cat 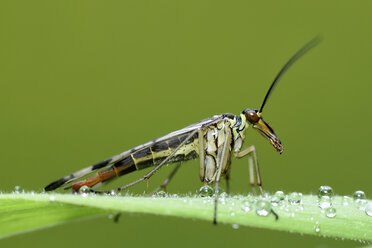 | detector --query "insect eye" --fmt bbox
[245,110,259,124]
